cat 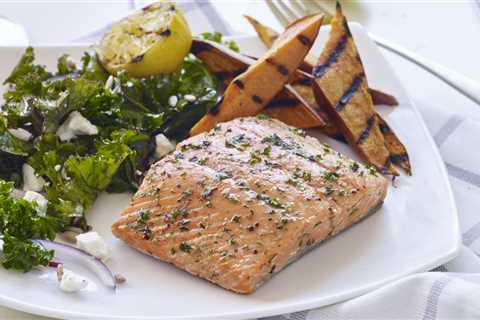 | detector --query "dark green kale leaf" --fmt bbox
[3,47,52,103]
[57,54,77,75]
[160,56,219,140]
[0,180,57,272]
[79,49,109,83]
[1,235,54,272]
[105,129,152,193]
